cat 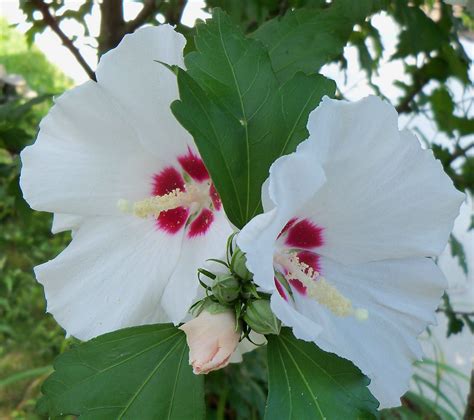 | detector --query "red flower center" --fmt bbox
[152,147,221,237]
[274,218,324,300]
